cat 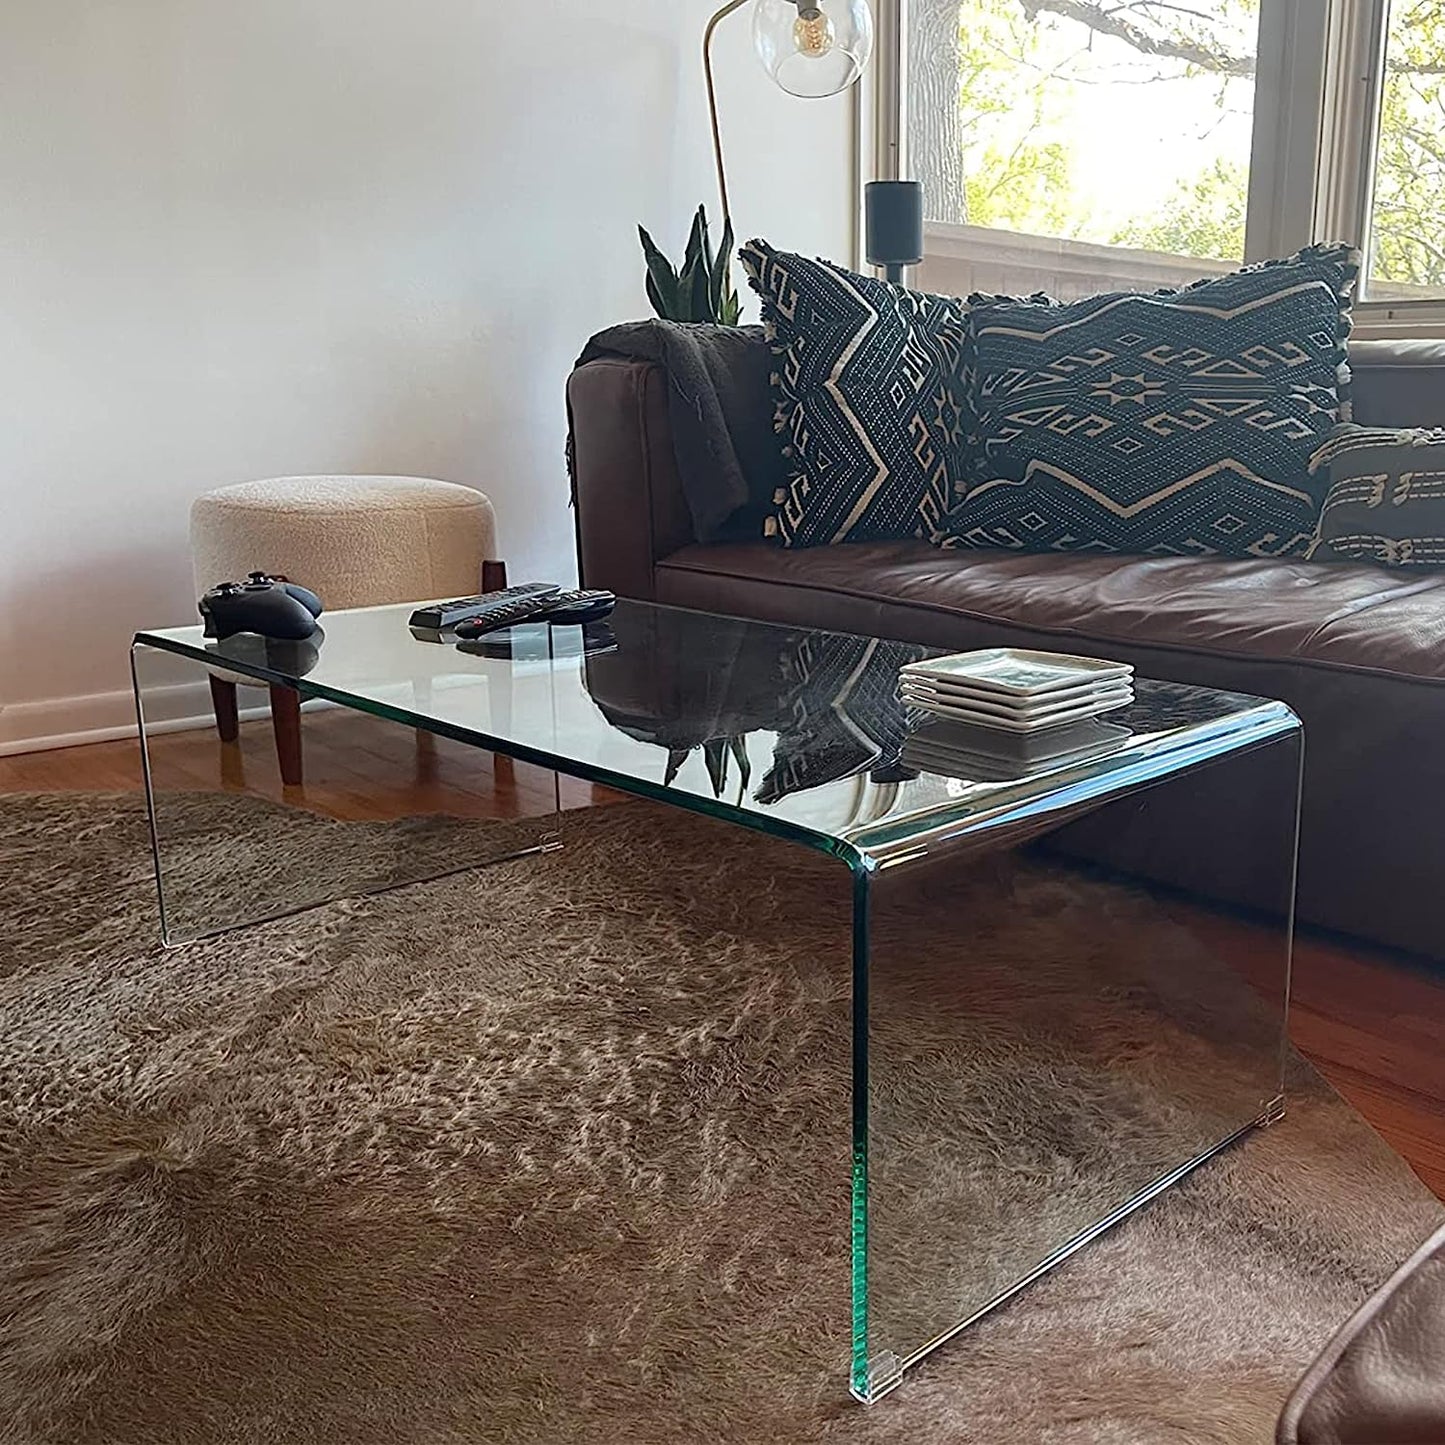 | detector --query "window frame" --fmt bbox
[873,0,1445,337]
